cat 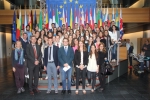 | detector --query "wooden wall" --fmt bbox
[119,47,127,60]
[0,8,149,24]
